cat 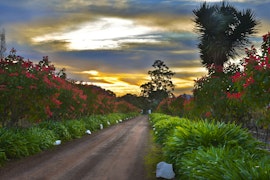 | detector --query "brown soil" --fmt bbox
[0,115,151,180]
